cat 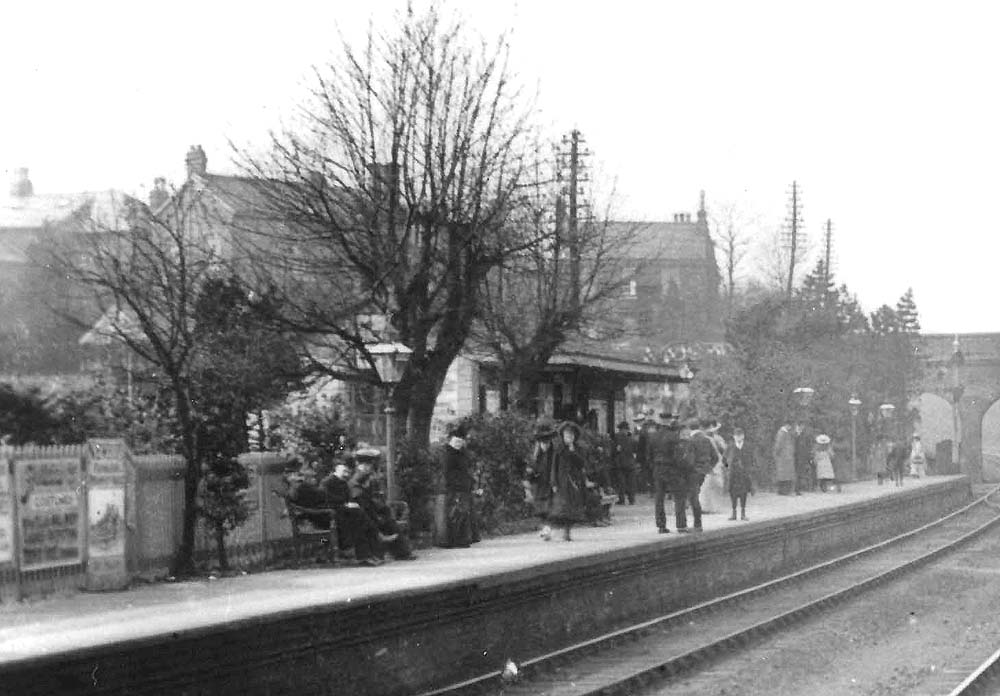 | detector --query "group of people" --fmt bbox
[520,412,756,538]
[773,419,929,494]
[287,446,415,566]
[639,414,755,532]
[523,420,613,542]
[772,422,843,495]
